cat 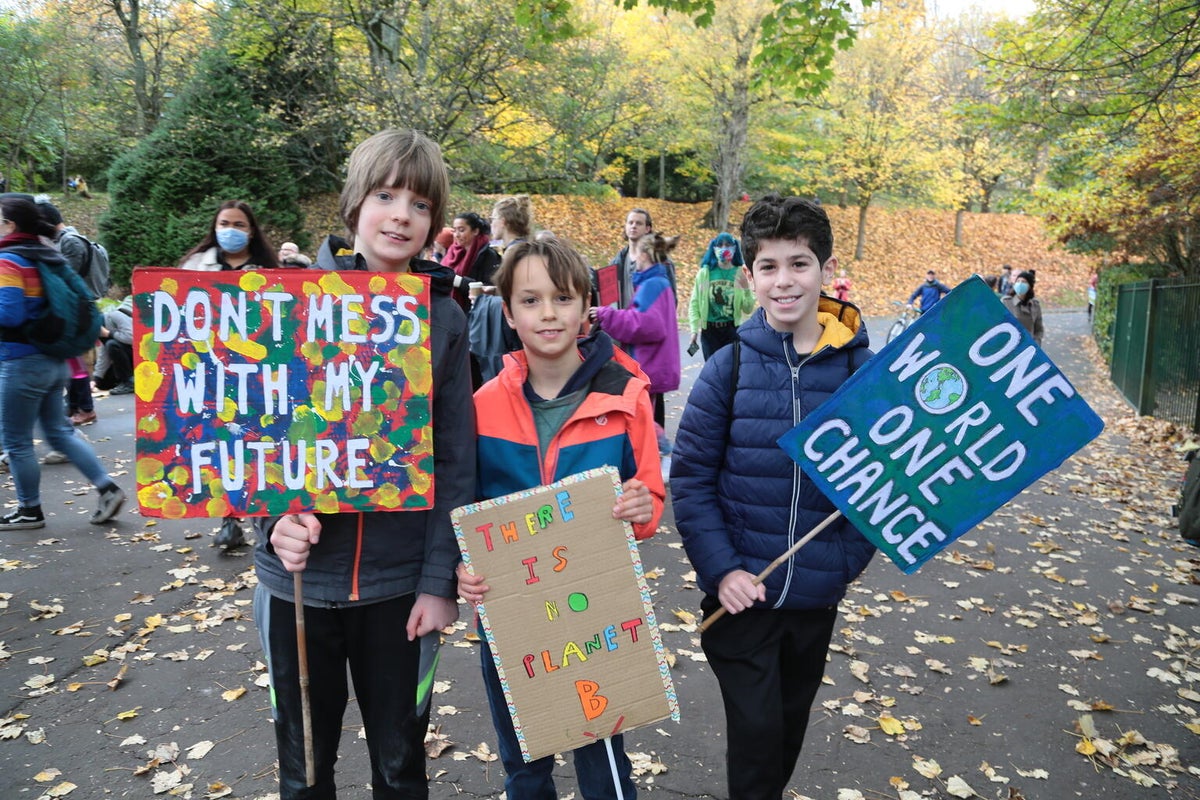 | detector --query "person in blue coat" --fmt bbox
[671,194,876,800]
[907,269,951,313]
